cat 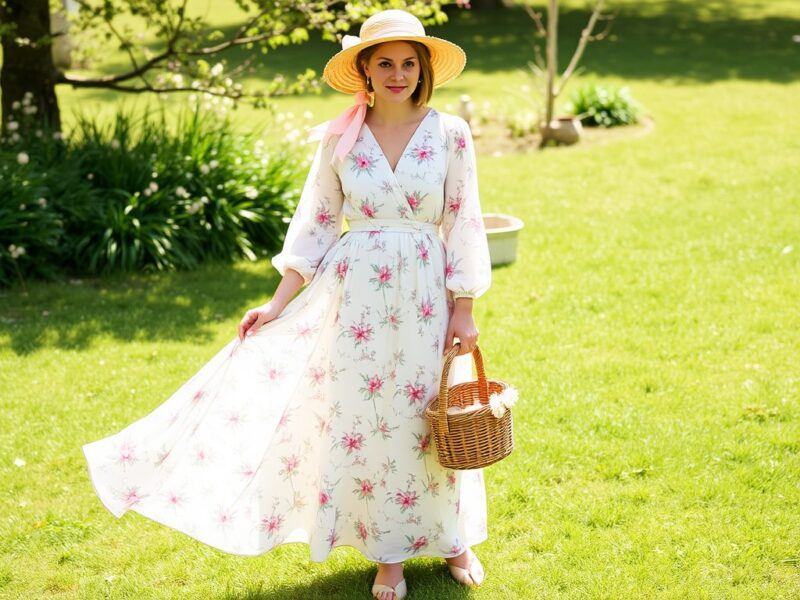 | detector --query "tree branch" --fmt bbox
[555,0,608,97]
